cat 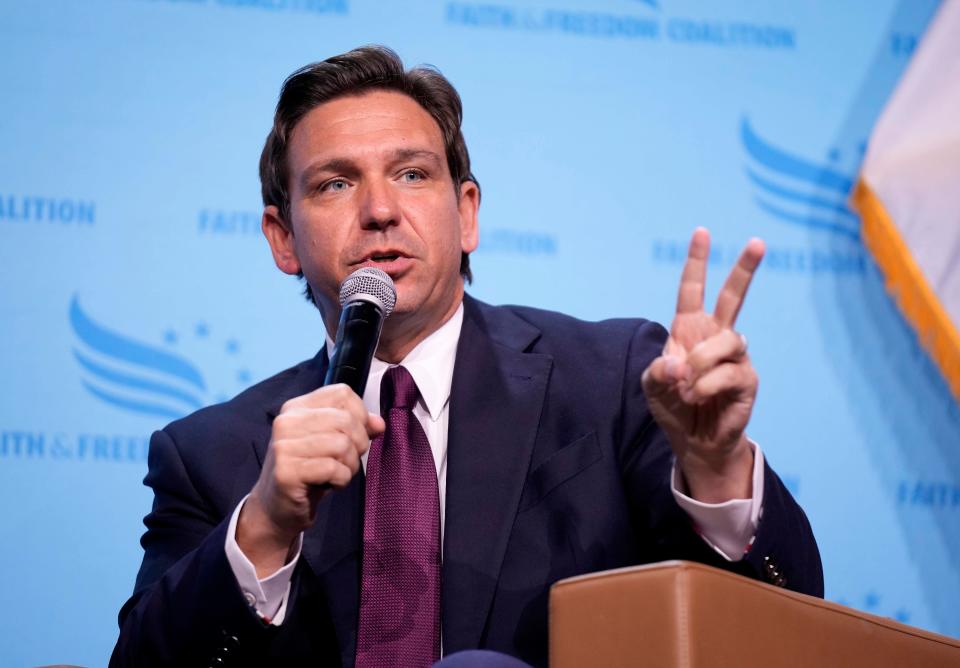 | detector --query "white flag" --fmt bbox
[854,0,960,401]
